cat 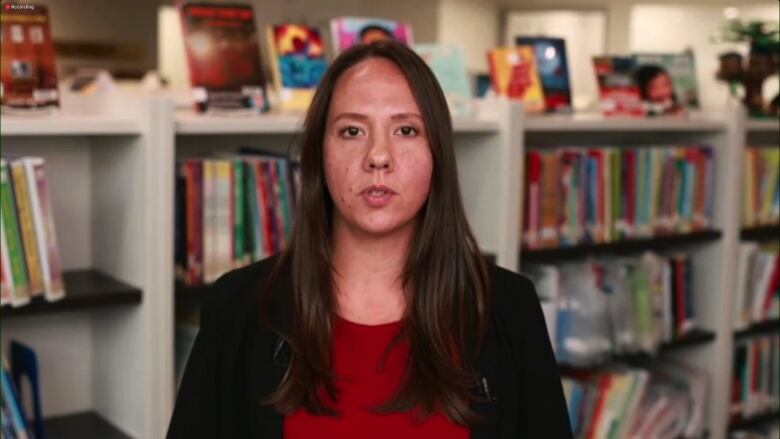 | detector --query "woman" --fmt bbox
[168,41,571,438]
